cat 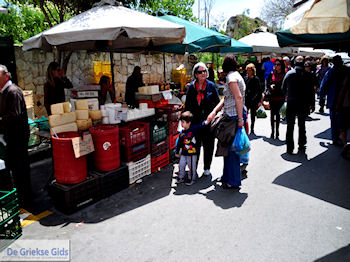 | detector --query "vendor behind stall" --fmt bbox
[98,75,115,105]
[44,62,73,115]
[125,66,144,108]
